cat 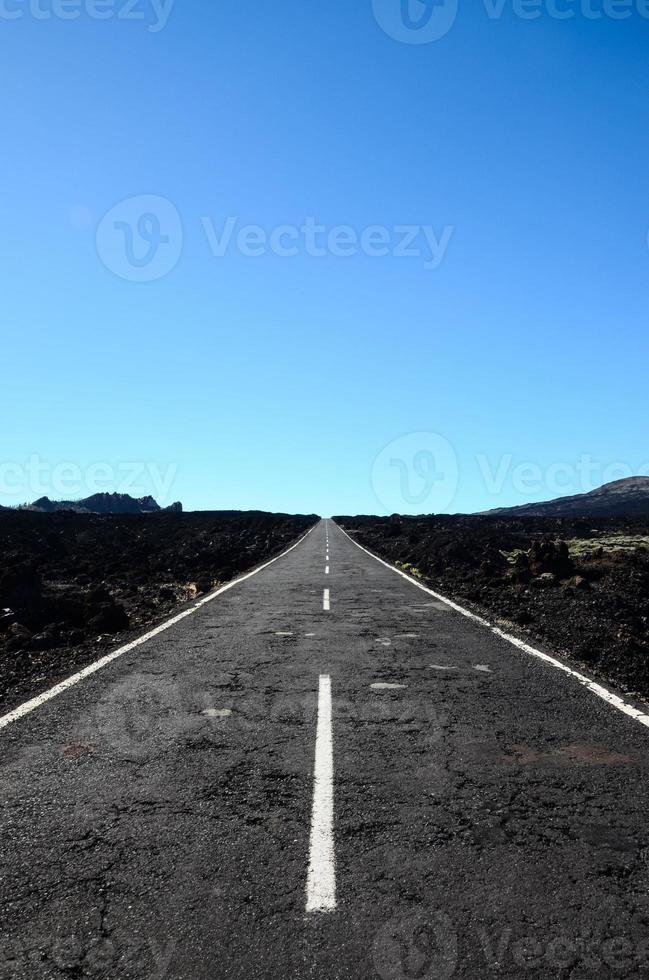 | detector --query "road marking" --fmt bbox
[0,524,319,734]
[335,523,649,733]
[202,708,232,719]
[371,682,406,690]
[323,589,330,611]
[306,674,336,913]
[325,565,329,575]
